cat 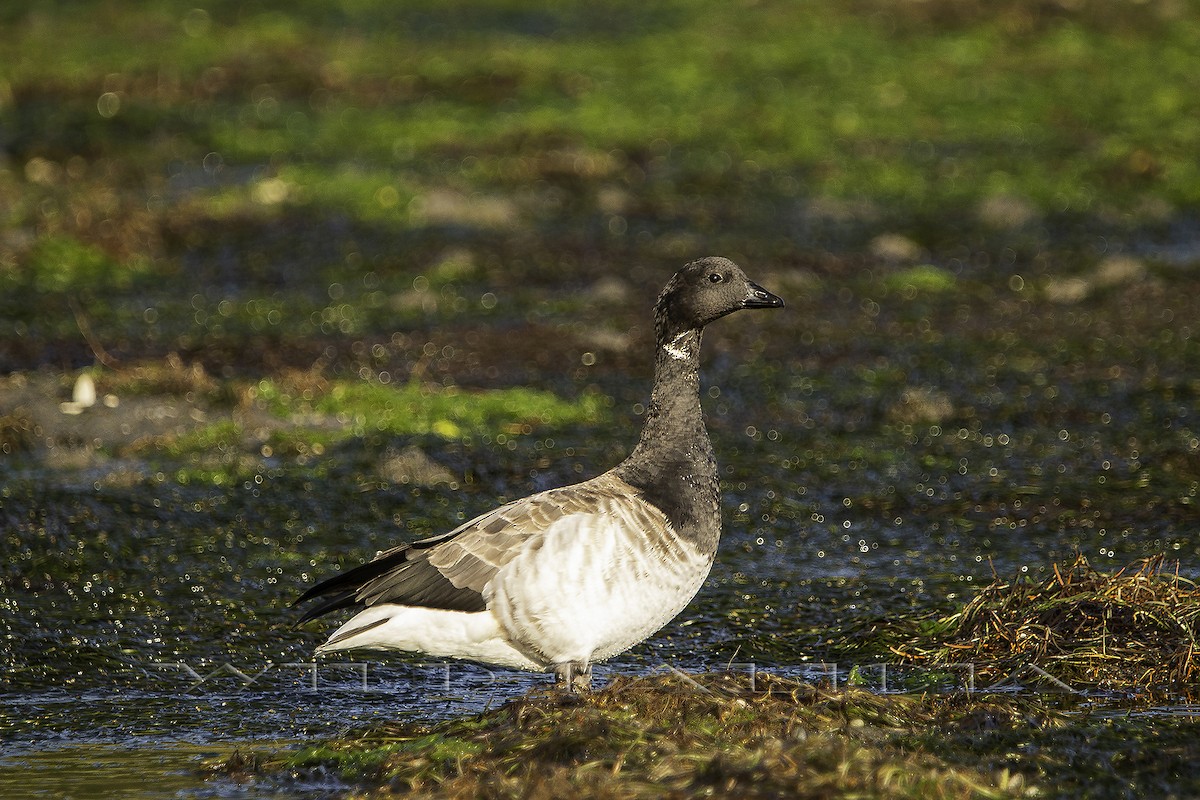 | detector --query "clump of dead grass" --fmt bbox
[0,405,39,454]
[226,672,1044,799]
[897,554,1200,690]
[97,352,220,399]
